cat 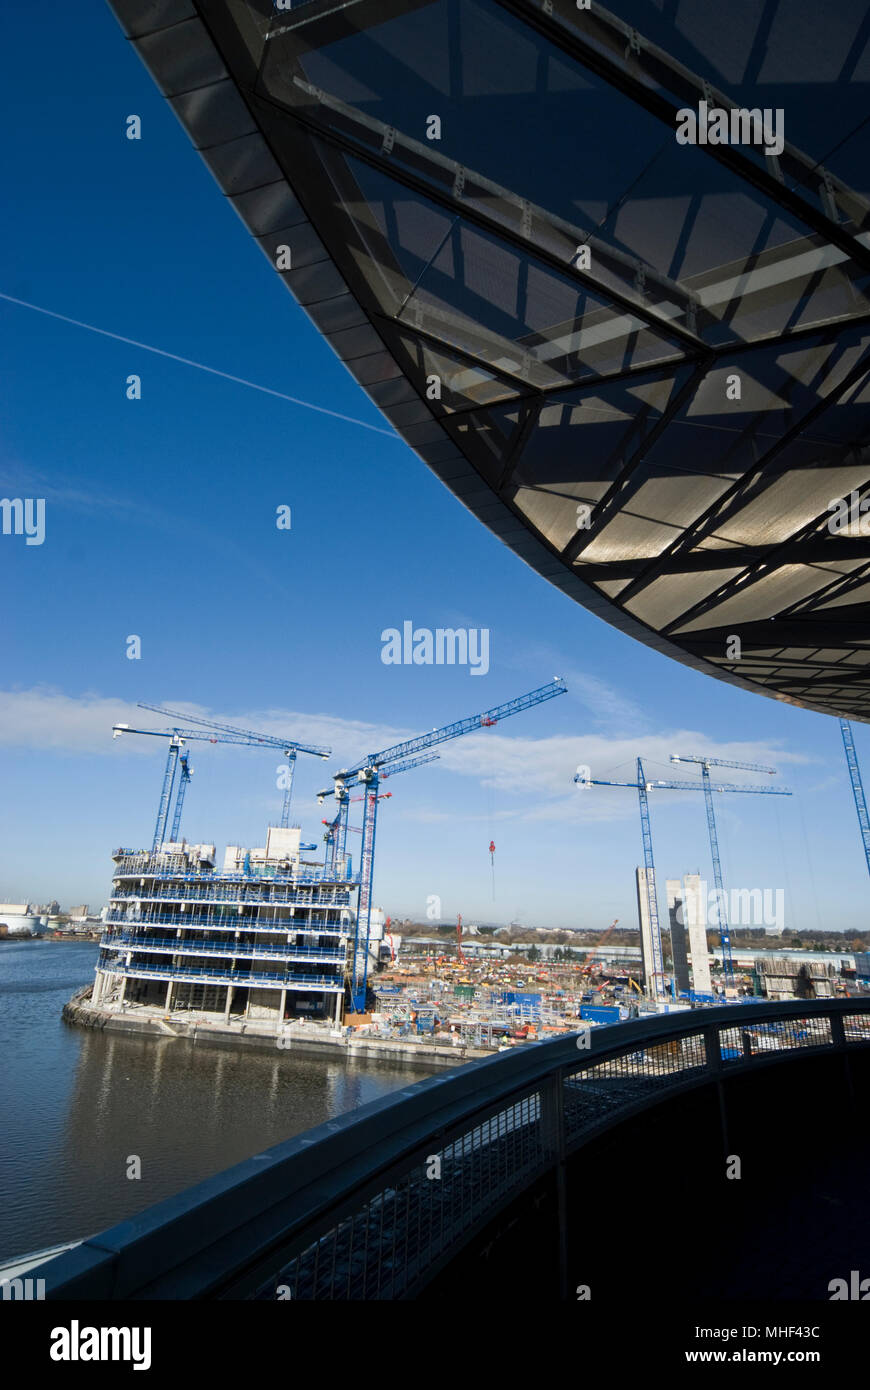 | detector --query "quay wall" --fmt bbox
[62,989,489,1072]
